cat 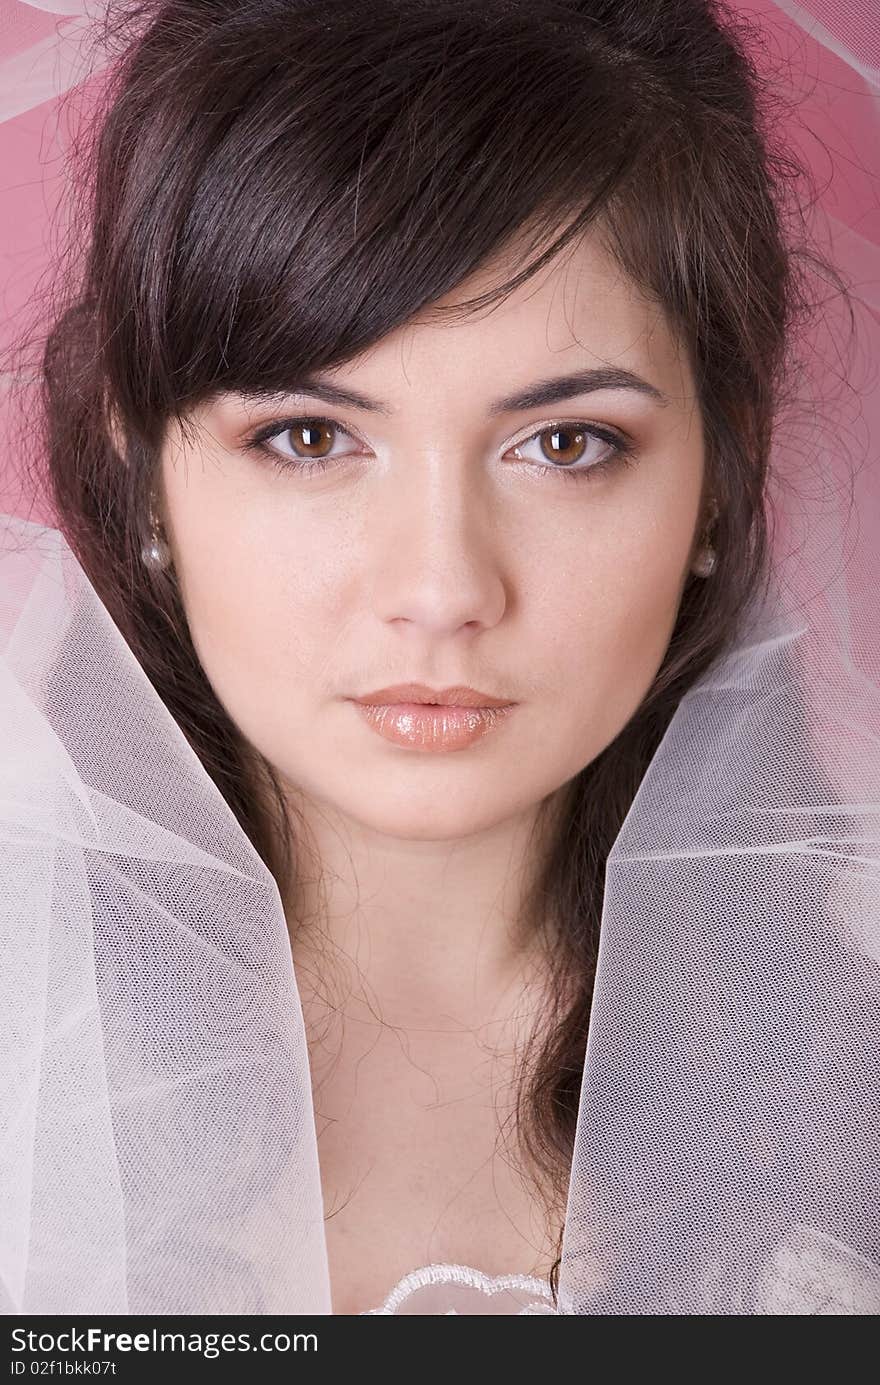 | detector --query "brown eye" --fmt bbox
[289,420,336,458]
[248,415,362,465]
[537,426,588,467]
[510,422,627,475]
